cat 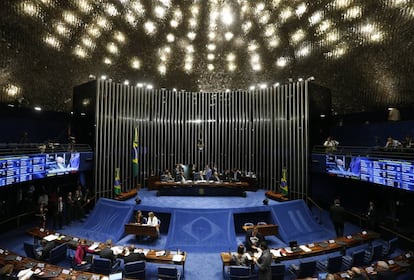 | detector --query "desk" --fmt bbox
[124,223,158,237]
[221,231,380,274]
[114,187,138,201]
[332,252,414,279]
[26,227,187,274]
[0,247,103,280]
[242,224,279,236]
[152,181,254,196]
